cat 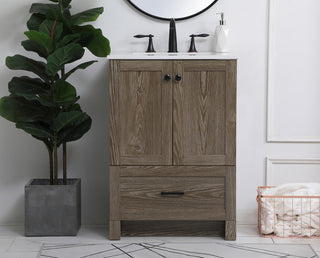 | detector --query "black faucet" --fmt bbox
[168,18,178,53]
